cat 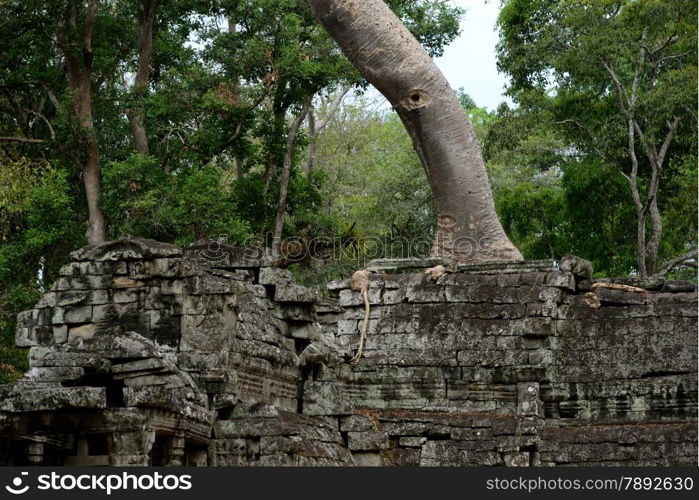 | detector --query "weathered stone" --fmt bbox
[399,436,427,447]
[347,431,388,450]
[559,255,593,278]
[351,451,383,466]
[63,305,93,324]
[661,280,697,293]
[339,415,375,432]
[544,271,576,291]
[16,326,53,347]
[67,323,96,343]
[503,452,530,466]
[0,387,106,412]
[53,325,68,344]
[258,267,292,286]
[1,243,695,468]
[274,283,319,303]
[70,237,182,262]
